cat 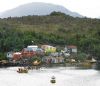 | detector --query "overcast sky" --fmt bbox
[0,0,100,18]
